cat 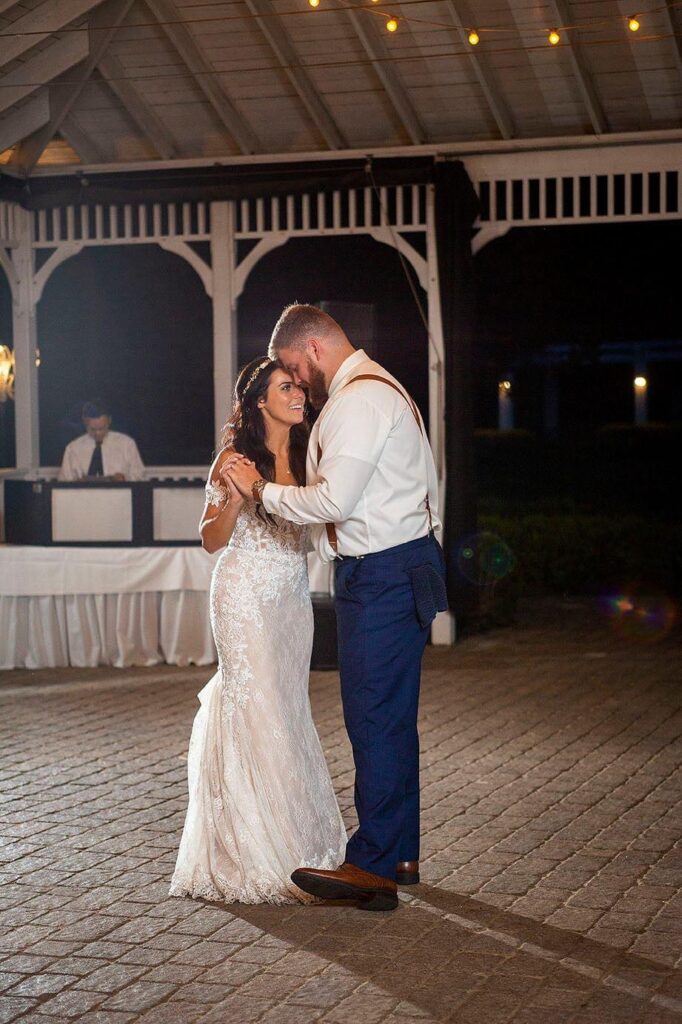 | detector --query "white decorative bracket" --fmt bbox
[0,247,19,302]
[471,223,512,255]
[368,227,428,291]
[32,242,84,302]
[158,238,213,297]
